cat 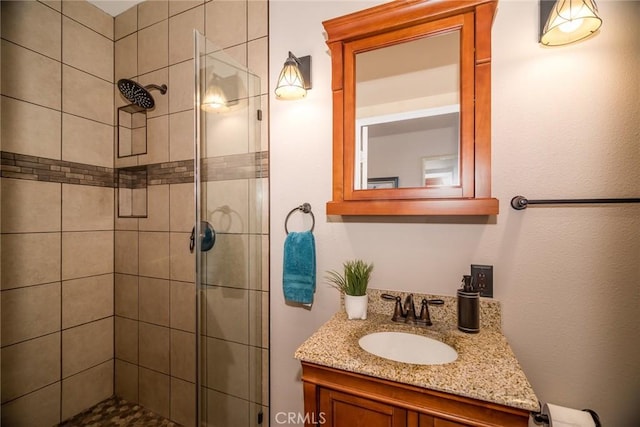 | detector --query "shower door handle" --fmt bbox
[190,221,216,253]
